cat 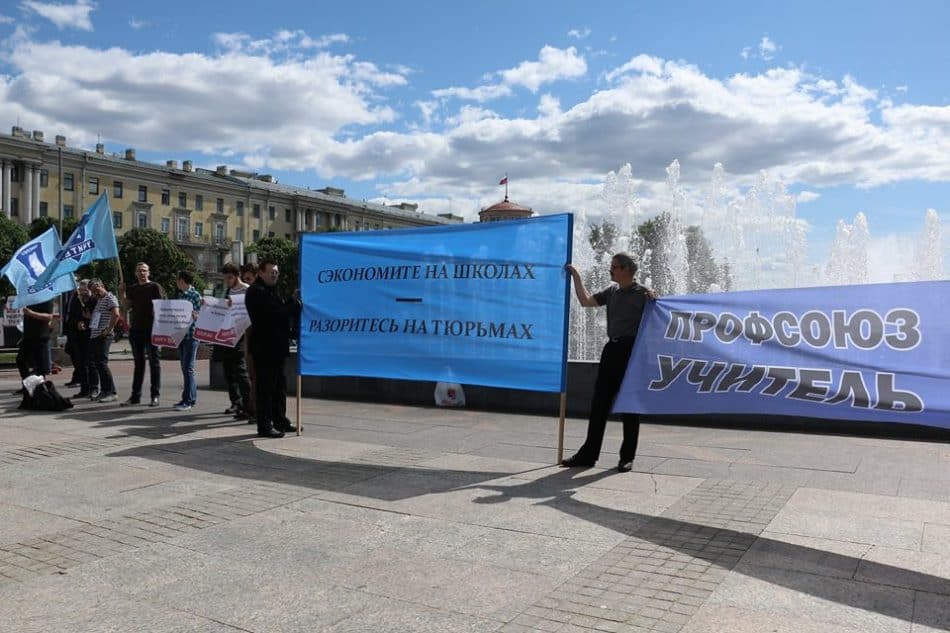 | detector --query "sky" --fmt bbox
[0,0,947,282]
